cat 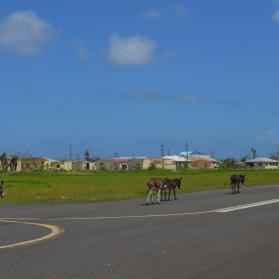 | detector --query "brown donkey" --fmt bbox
[146,178,166,204]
